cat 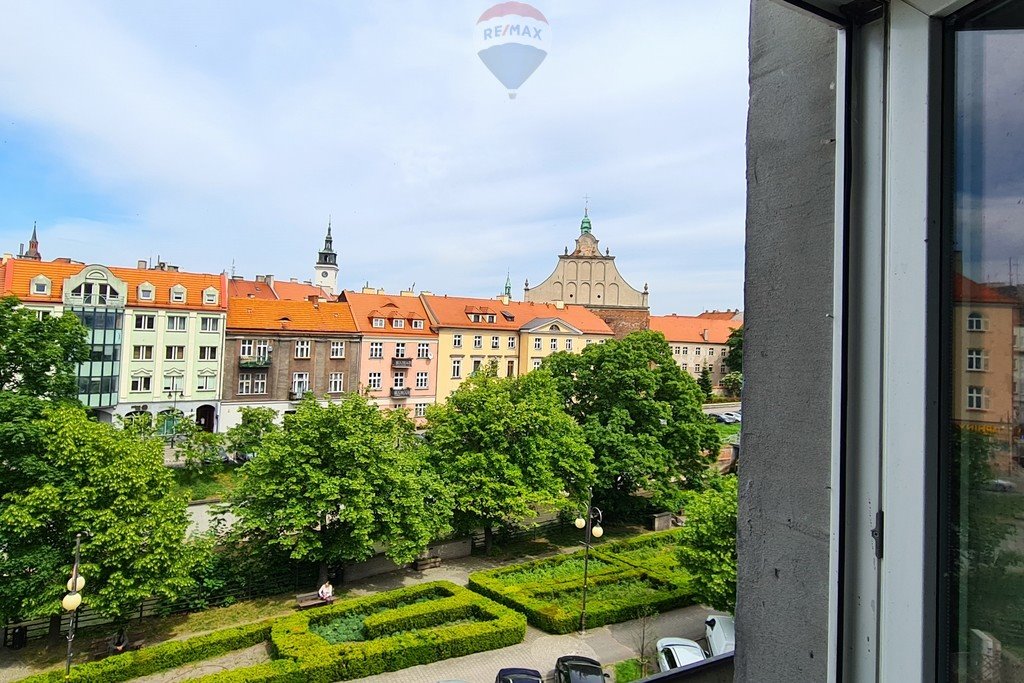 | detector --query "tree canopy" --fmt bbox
[698,367,714,401]
[426,368,594,550]
[230,395,452,579]
[0,296,88,398]
[725,326,743,374]
[0,406,193,623]
[544,330,721,514]
[225,407,279,459]
[677,474,738,612]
